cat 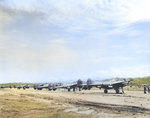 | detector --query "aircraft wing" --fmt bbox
[57,83,77,89]
[57,84,68,89]
[89,82,109,86]
[111,80,128,87]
